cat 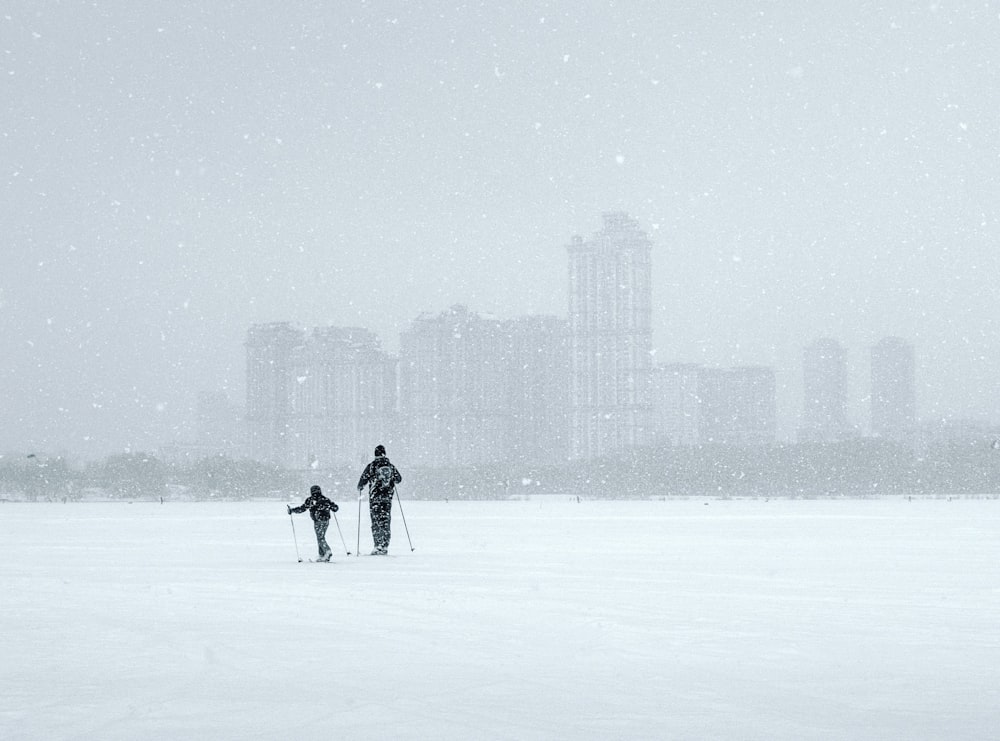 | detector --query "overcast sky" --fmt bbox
[3,1,998,458]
